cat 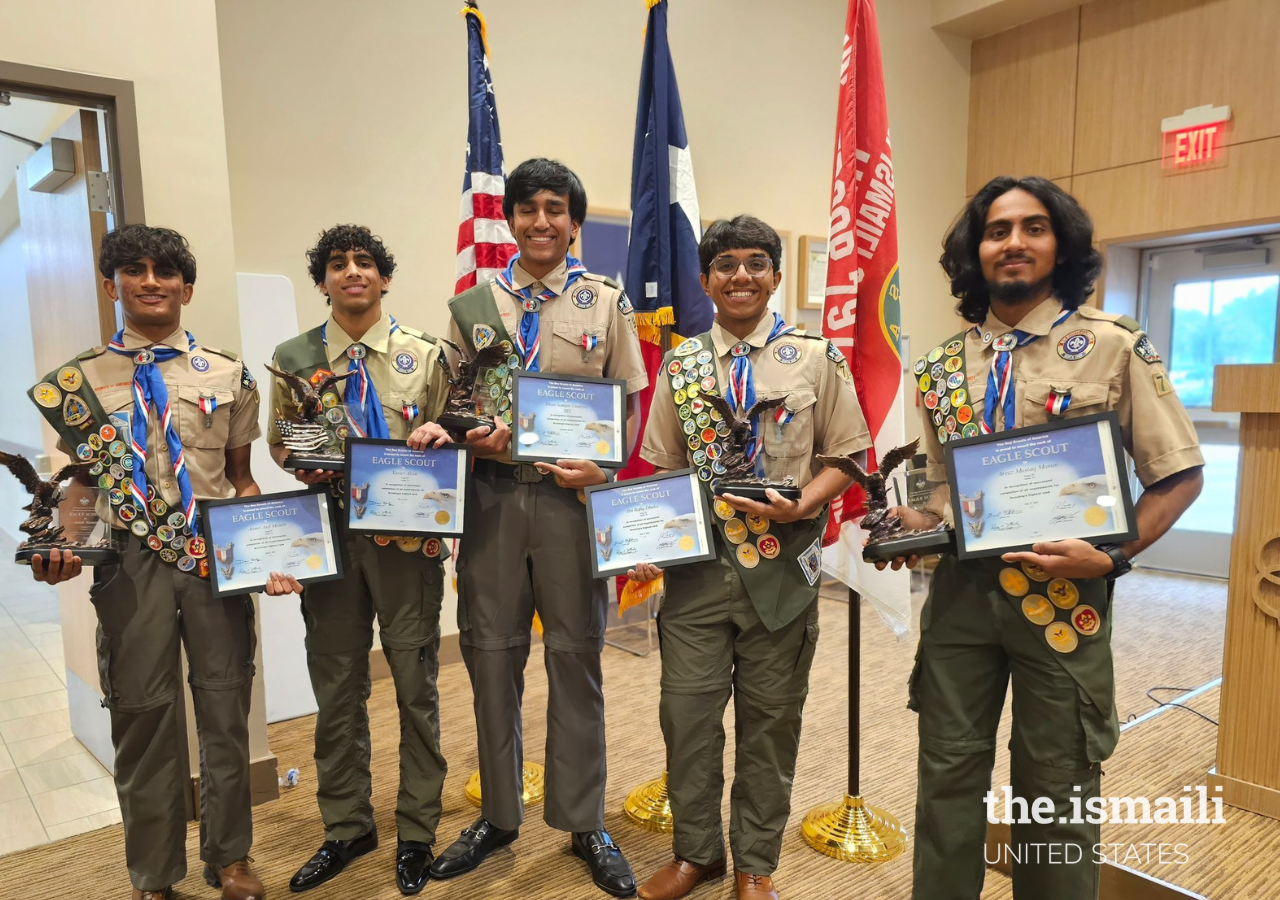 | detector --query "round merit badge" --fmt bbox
[736,543,760,569]
[33,383,62,408]
[190,355,210,372]
[1048,578,1079,609]
[1046,622,1079,653]
[757,535,780,559]
[724,520,748,544]
[1057,329,1096,361]
[1071,605,1101,636]
[914,357,928,375]
[998,567,1029,597]
[58,367,83,390]
[1021,594,1056,626]
[945,339,964,356]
